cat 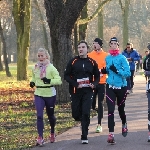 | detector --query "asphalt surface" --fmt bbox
[32,74,150,150]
